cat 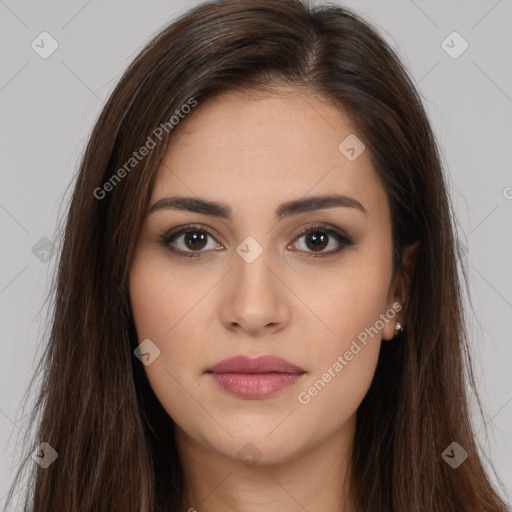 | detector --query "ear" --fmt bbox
[381,240,419,341]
